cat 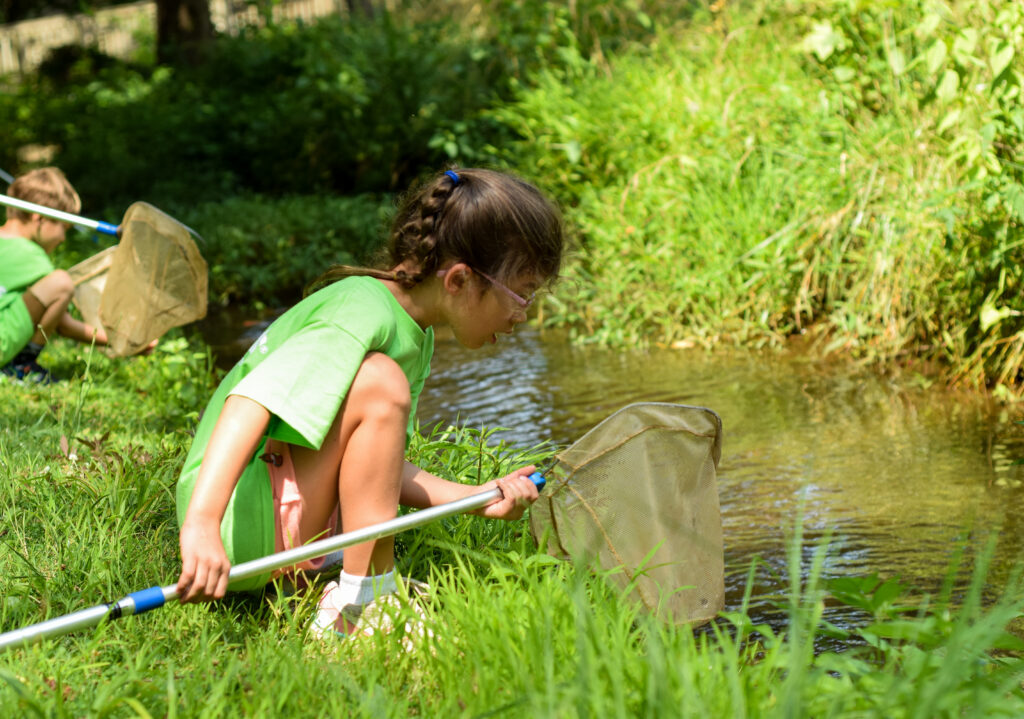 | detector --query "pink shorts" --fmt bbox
[263,438,339,577]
